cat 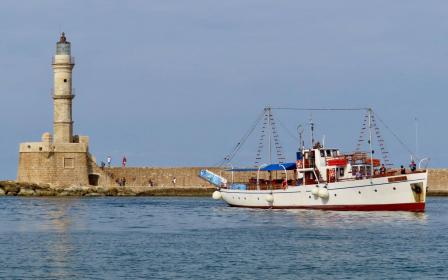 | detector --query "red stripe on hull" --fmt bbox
[228,202,425,212]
